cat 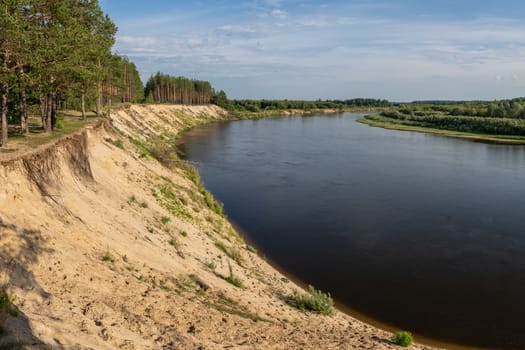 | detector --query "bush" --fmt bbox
[55,118,64,130]
[392,331,413,347]
[287,285,334,315]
